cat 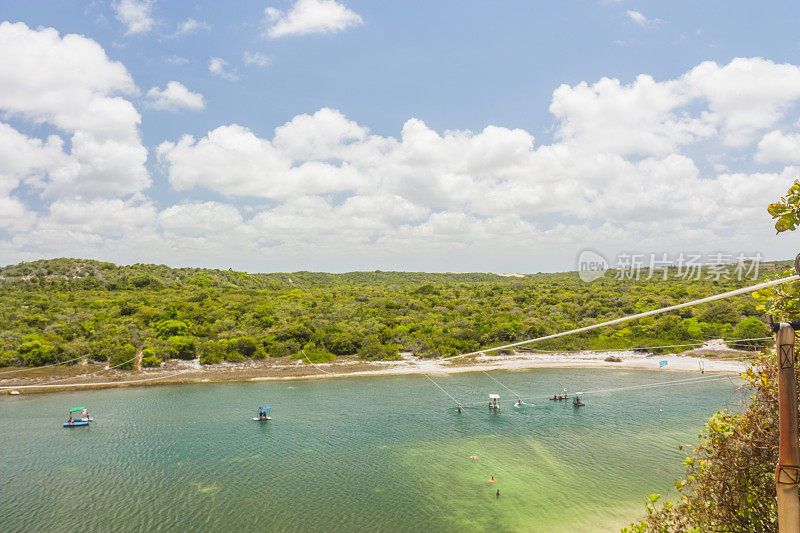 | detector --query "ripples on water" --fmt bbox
[0,368,744,532]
